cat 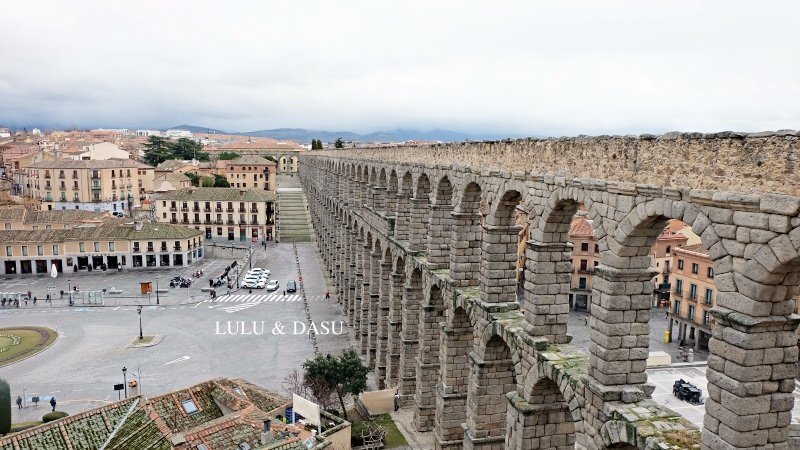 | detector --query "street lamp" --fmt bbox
[122,367,128,398]
[67,279,73,306]
[137,305,143,340]
[155,277,160,305]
